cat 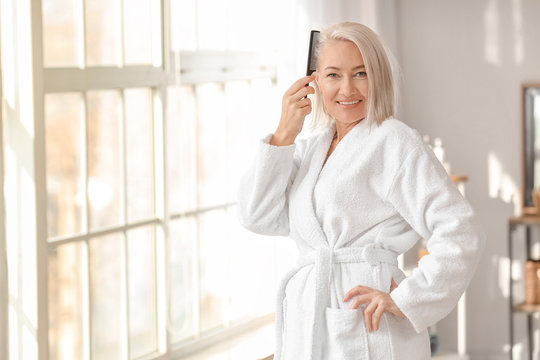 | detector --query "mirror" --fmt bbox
[522,84,540,213]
